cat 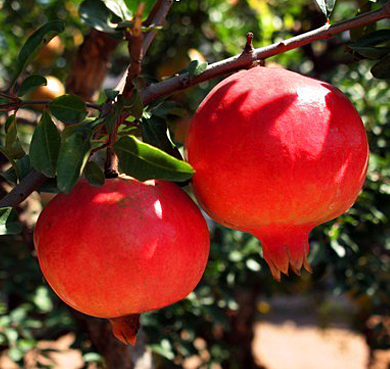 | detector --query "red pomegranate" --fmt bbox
[186,66,369,280]
[34,177,210,345]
